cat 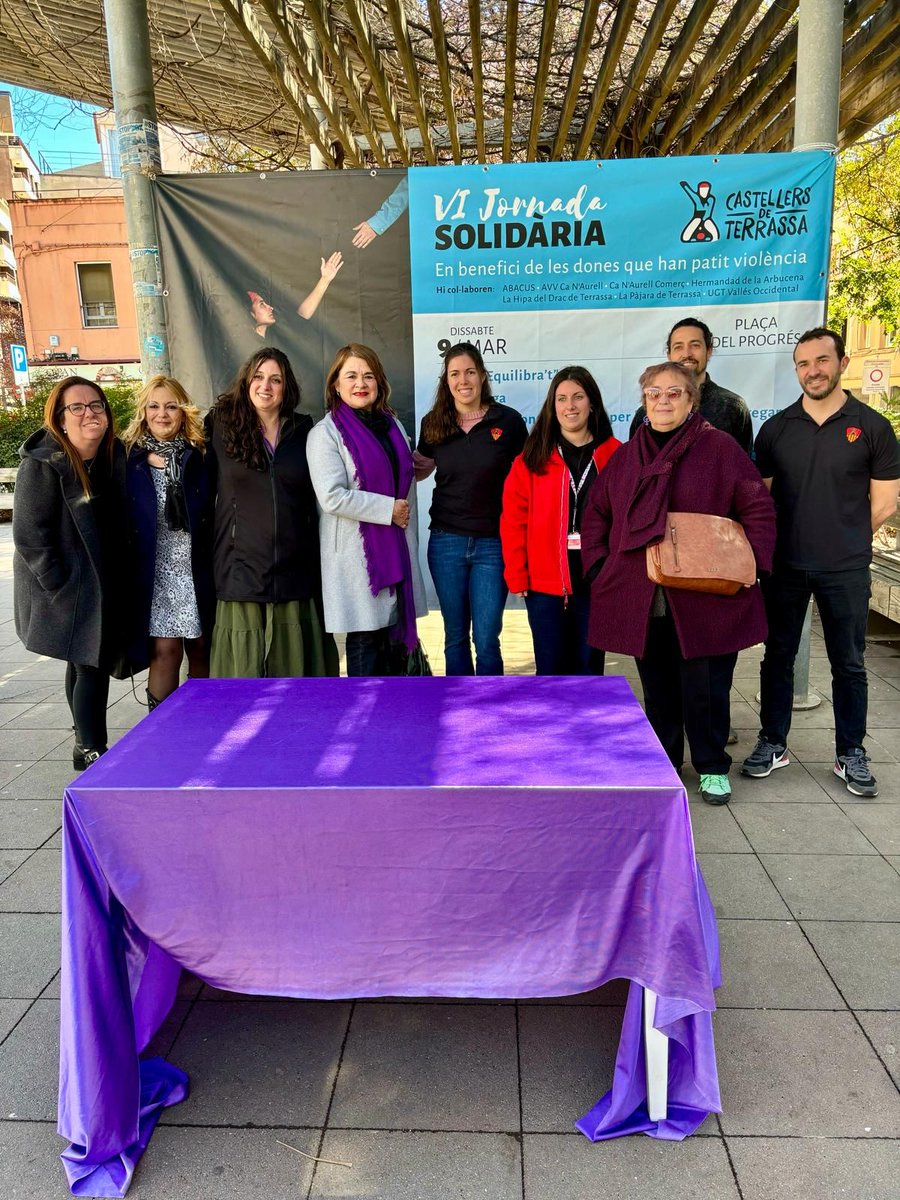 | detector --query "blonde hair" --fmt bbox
[123,375,206,451]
